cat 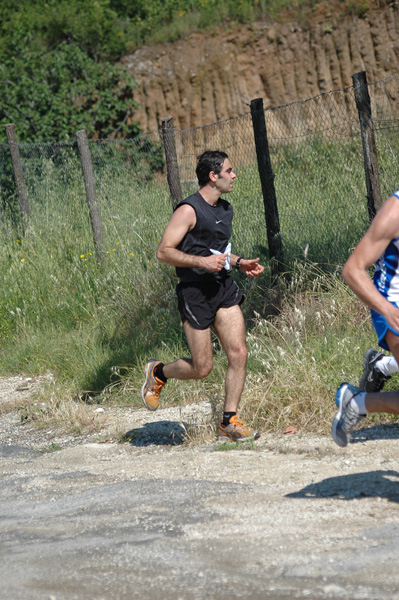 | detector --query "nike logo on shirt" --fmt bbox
[215,220,222,224]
